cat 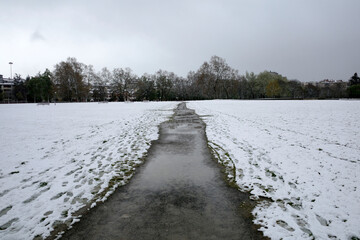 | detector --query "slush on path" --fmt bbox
[60,103,264,239]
